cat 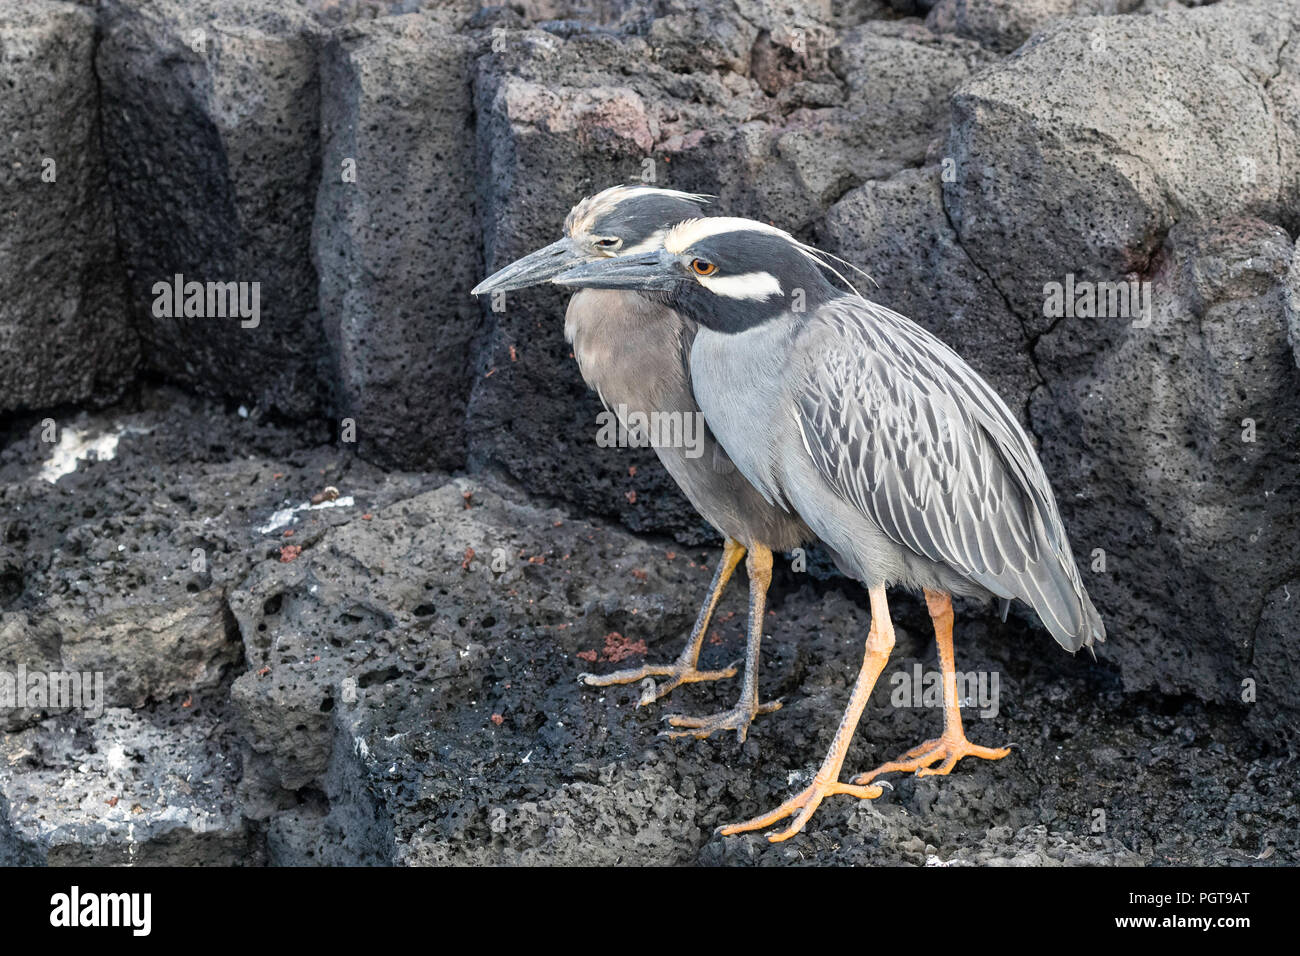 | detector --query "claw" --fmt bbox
[853,734,1011,786]
[659,699,782,742]
[713,583,897,843]
[580,539,747,707]
[718,776,884,843]
[852,590,1013,788]
[579,661,737,706]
